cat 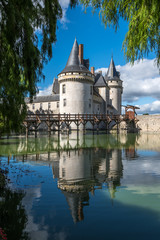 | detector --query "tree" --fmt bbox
[80,0,160,68]
[0,0,64,133]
